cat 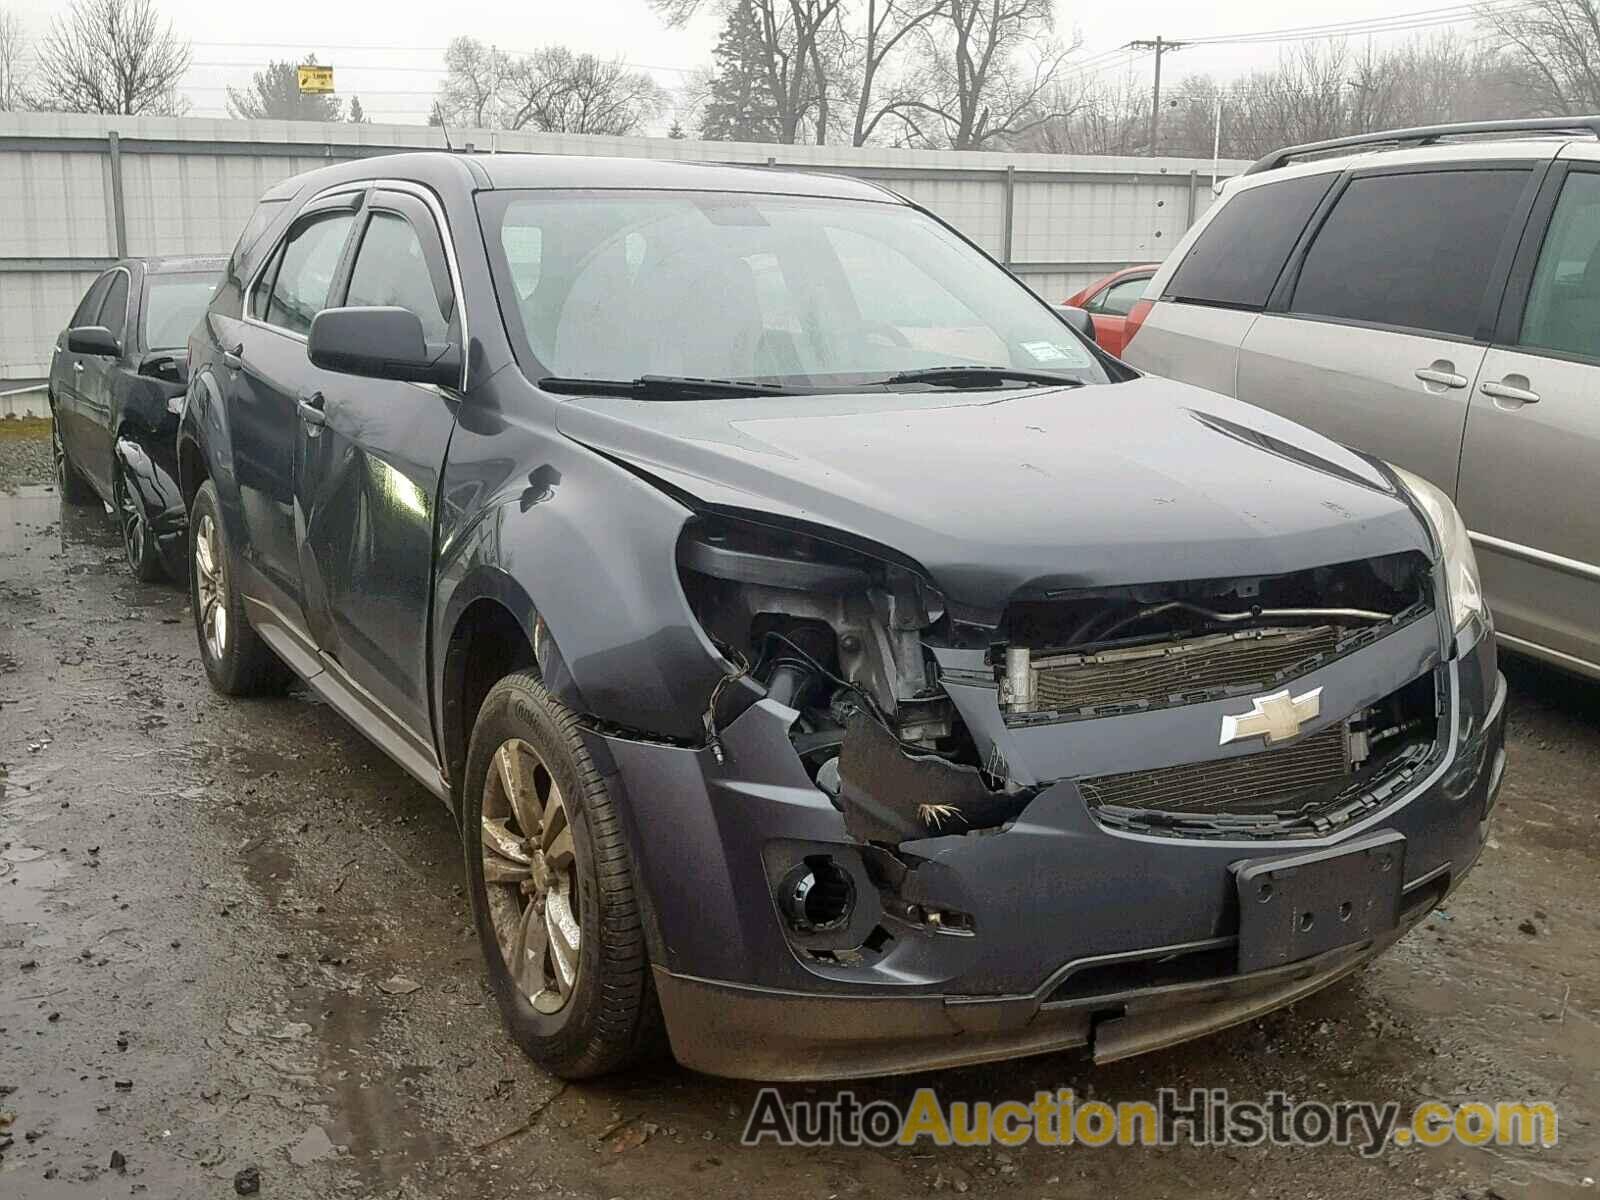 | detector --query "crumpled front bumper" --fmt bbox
[594,629,1505,1081]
